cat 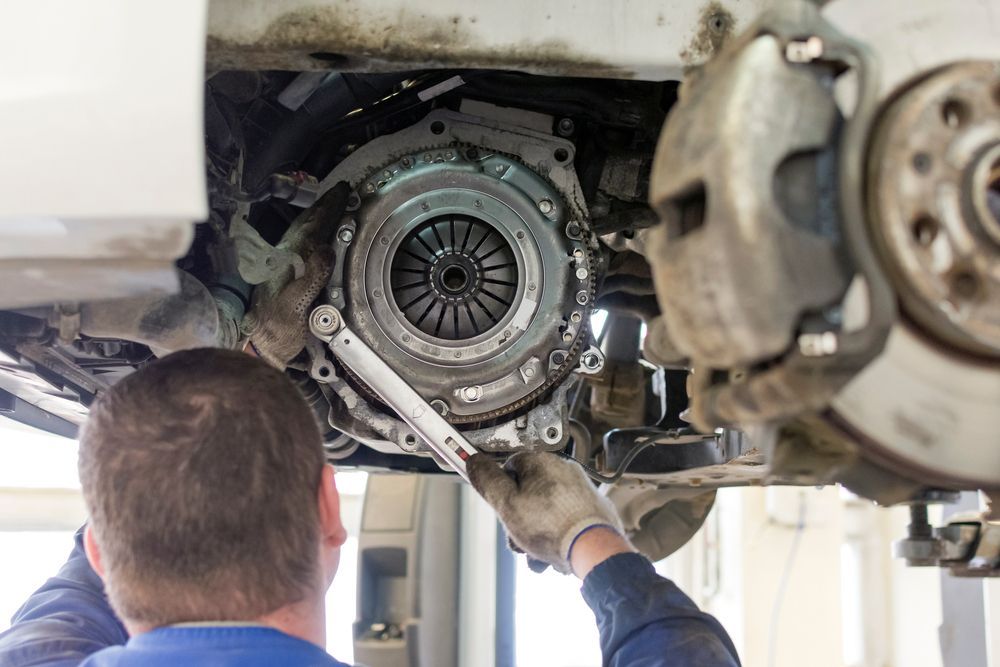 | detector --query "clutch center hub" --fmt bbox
[390,214,519,340]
